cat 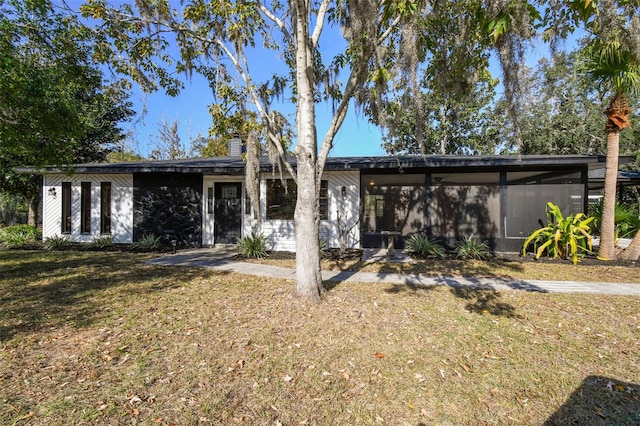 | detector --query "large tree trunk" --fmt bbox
[597,130,620,260]
[293,0,322,303]
[619,229,640,260]
[27,196,39,226]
